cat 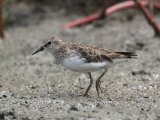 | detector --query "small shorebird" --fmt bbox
[32,36,137,97]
